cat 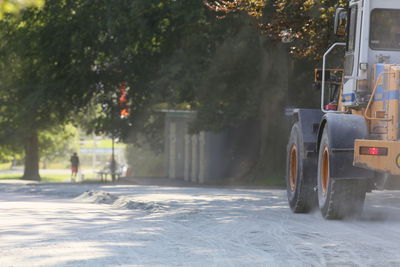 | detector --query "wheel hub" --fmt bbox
[321,146,330,195]
[289,145,298,191]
